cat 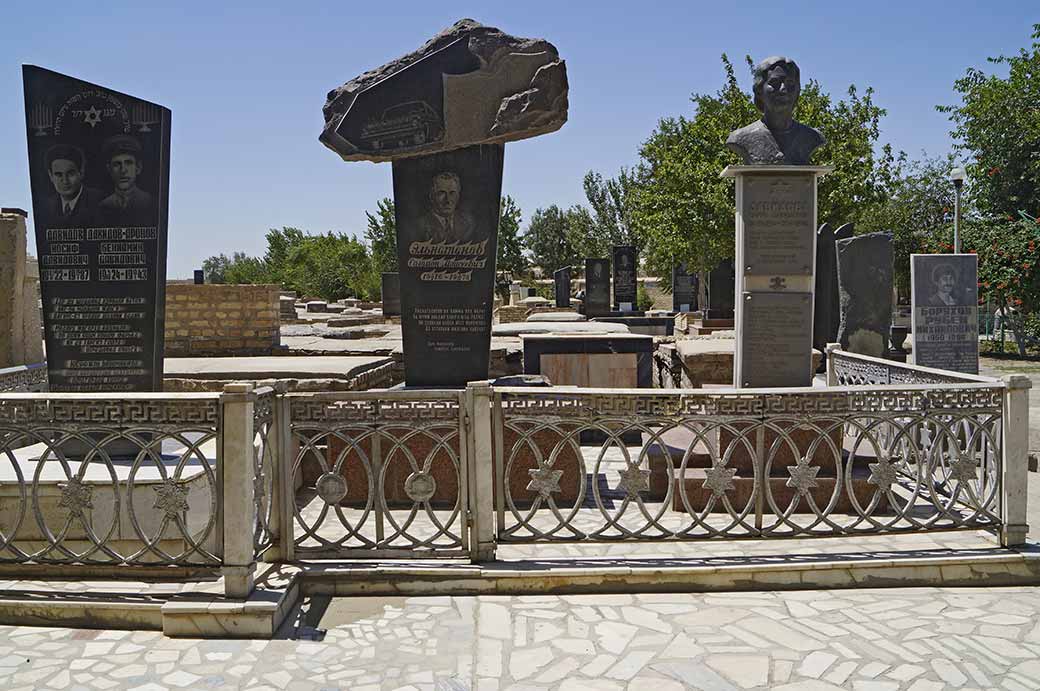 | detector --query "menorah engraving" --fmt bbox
[30,103,53,136]
[132,102,161,133]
